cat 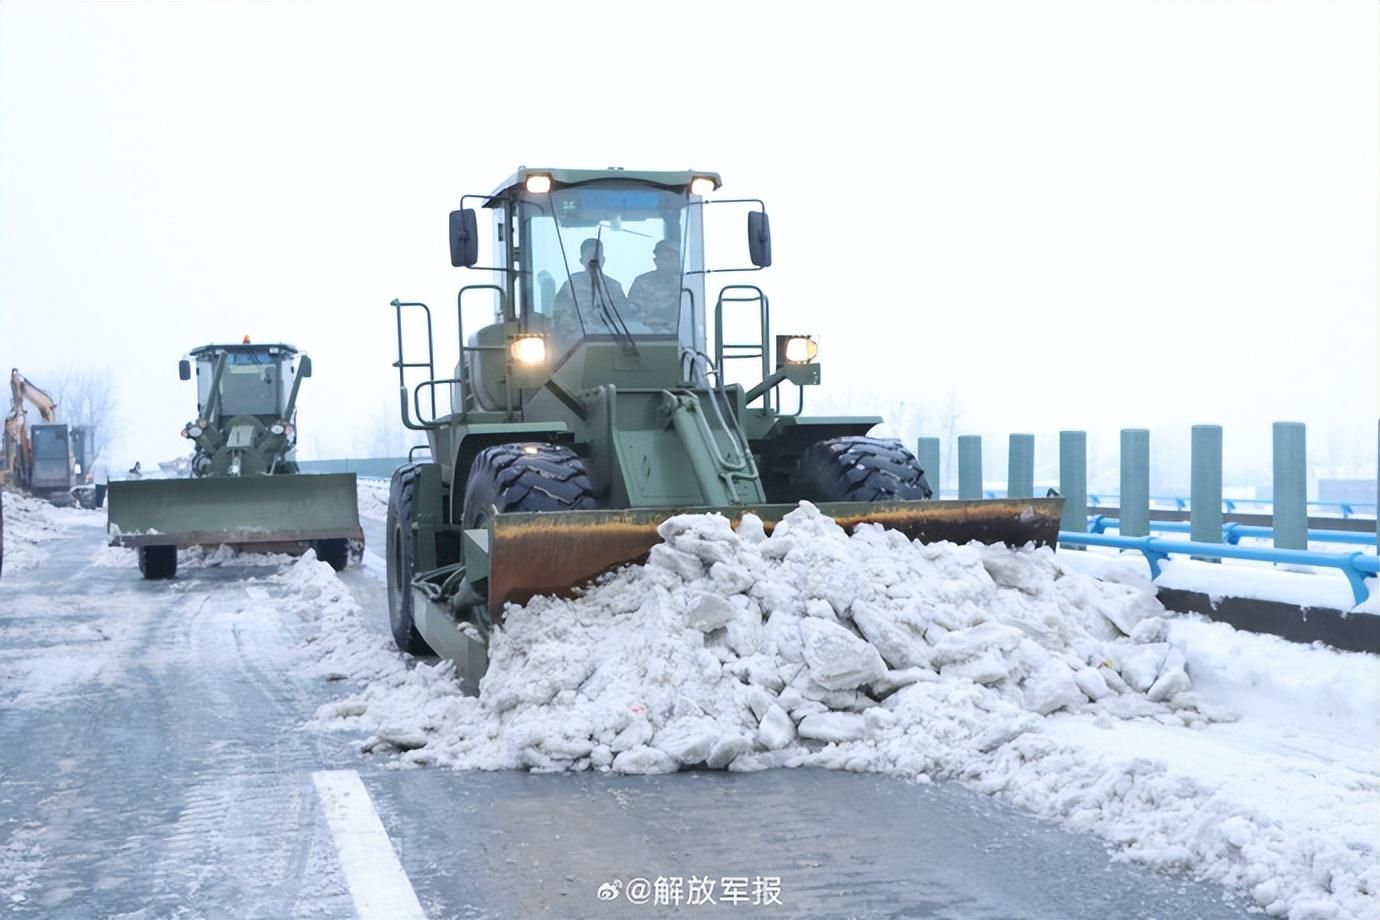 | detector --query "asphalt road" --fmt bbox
[0,512,1255,919]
